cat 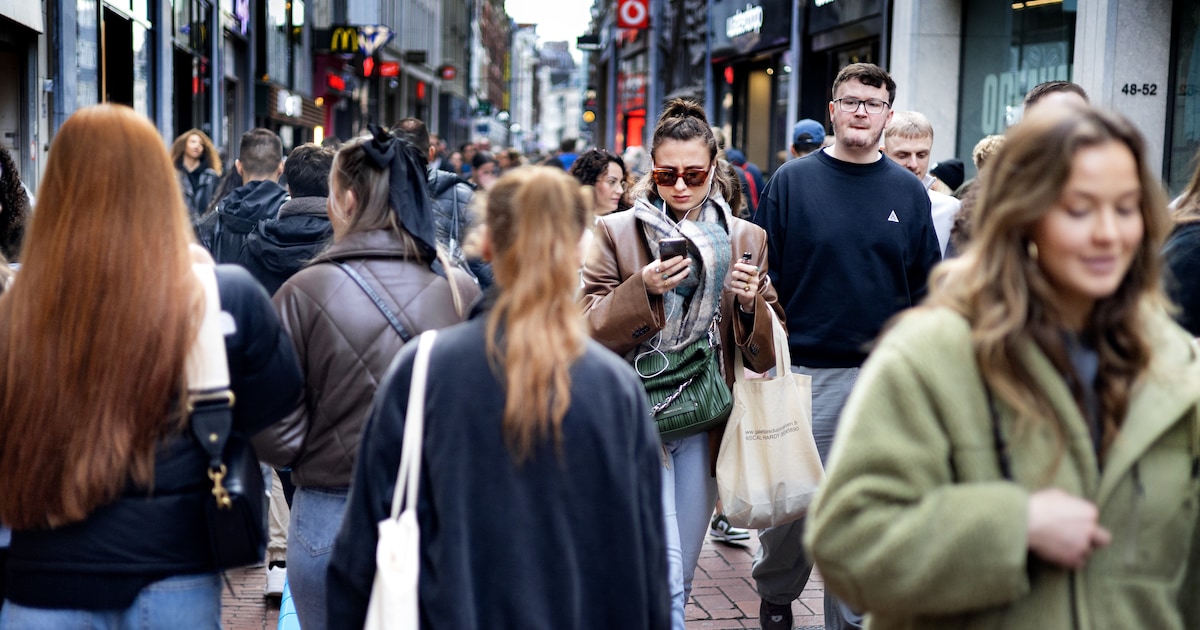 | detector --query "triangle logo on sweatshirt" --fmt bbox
[887,210,900,223]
